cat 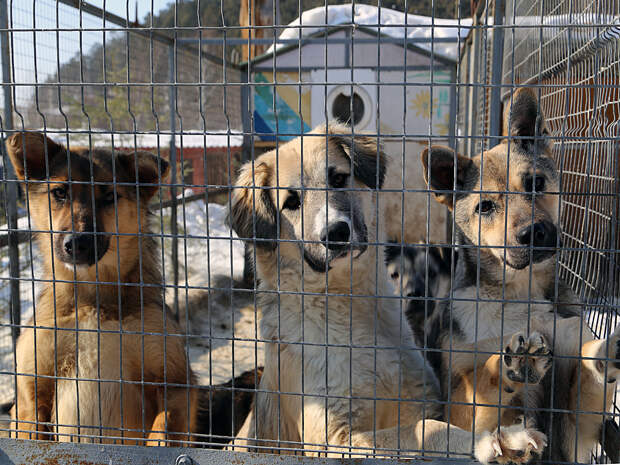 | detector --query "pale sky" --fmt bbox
[2,0,173,113]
